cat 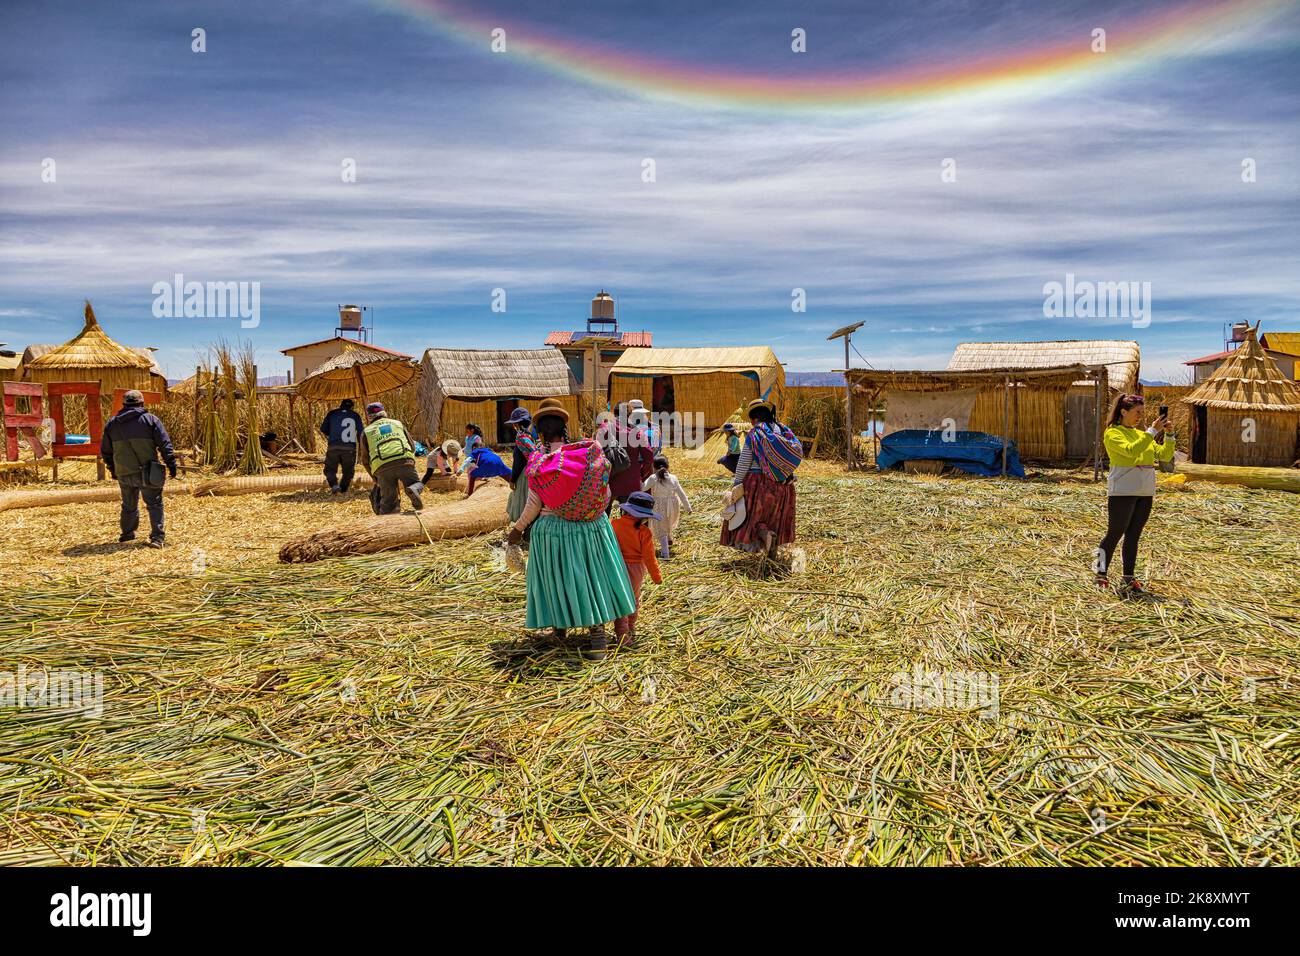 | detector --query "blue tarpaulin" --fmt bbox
[876,429,1025,478]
